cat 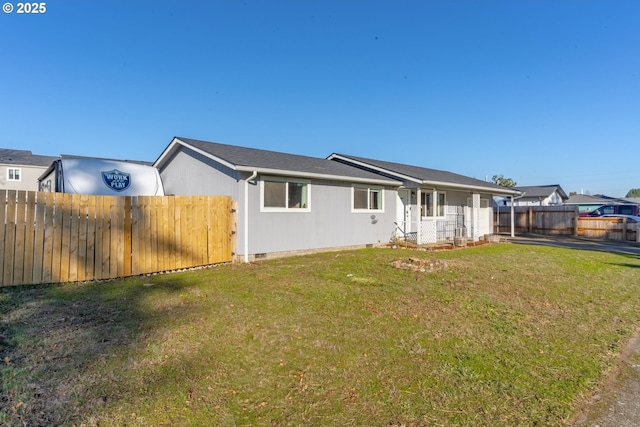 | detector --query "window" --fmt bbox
[261,178,309,211]
[467,197,490,208]
[421,192,445,217]
[352,186,383,211]
[7,168,21,181]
